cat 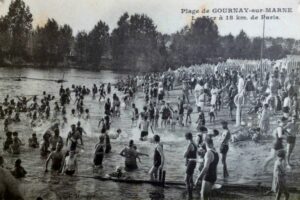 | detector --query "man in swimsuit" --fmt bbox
[120,140,139,171]
[149,135,164,181]
[94,136,105,168]
[45,143,64,173]
[184,132,197,199]
[62,151,78,176]
[139,115,154,141]
[220,121,231,178]
[49,129,63,151]
[264,117,286,171]
[197,137,219,200]
[66,124,83,152]
[284,115,298,169]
